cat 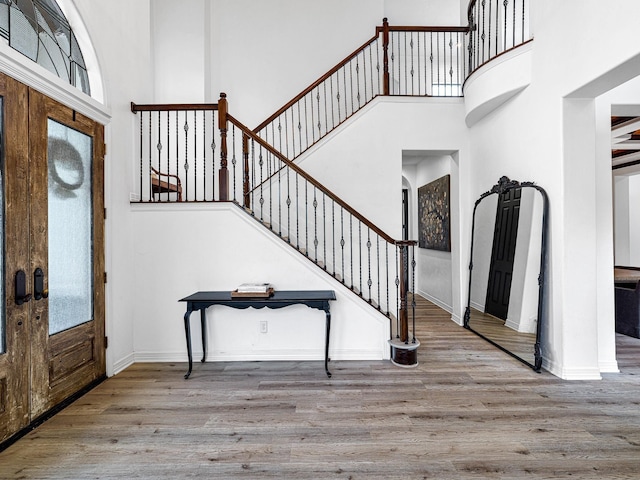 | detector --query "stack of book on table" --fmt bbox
[231,283,274,298]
